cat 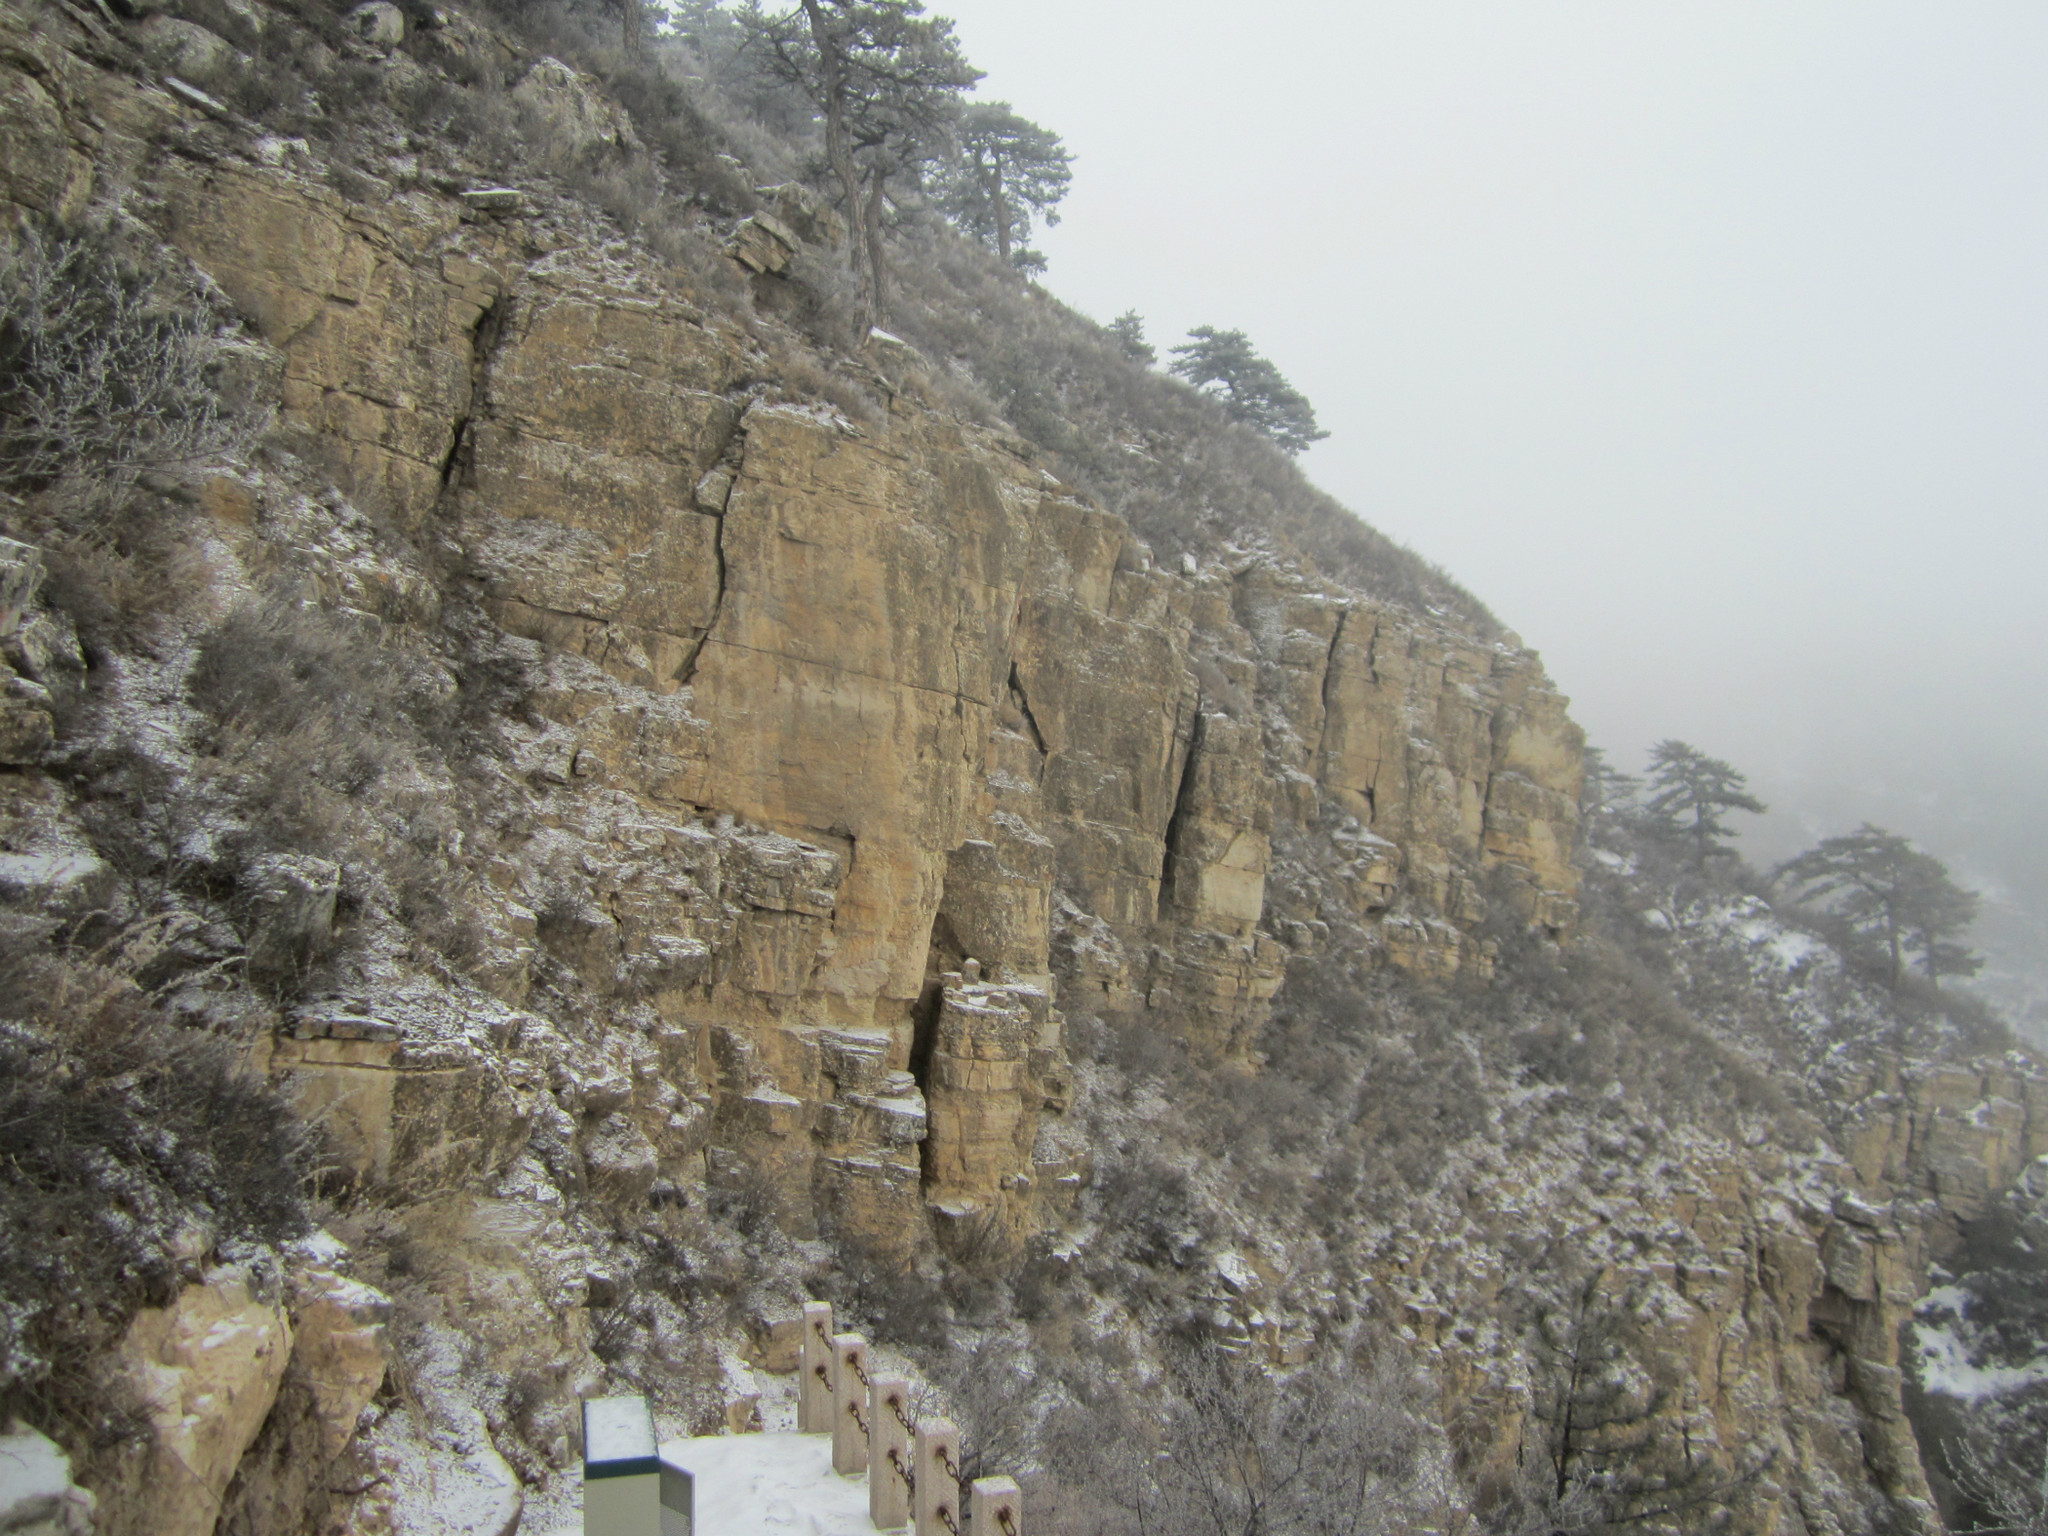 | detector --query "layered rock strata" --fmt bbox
[0,34,1586,1242]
